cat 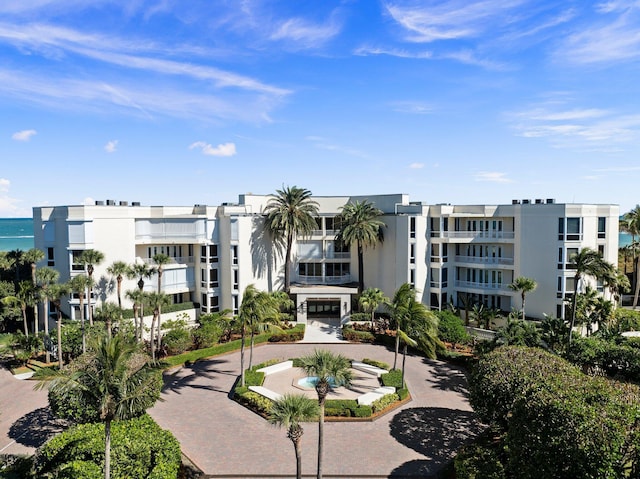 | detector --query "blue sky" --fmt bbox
[1,0,640,217]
